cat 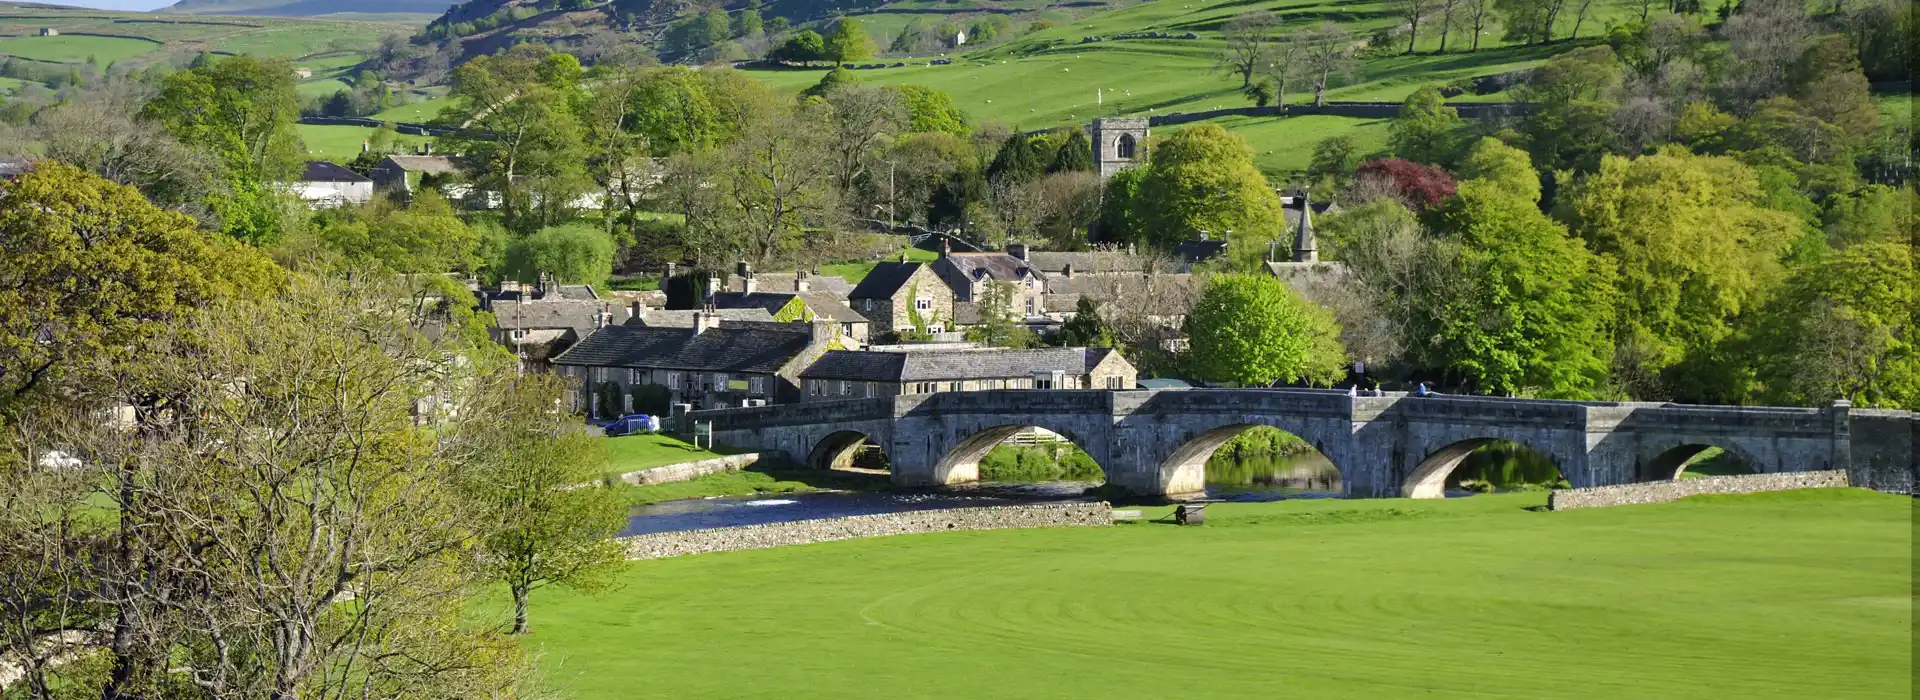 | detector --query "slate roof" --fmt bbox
[552,323,814,373]
[1043,273,1204,312]
[626,308,775,328]
[382,155,458,174]
[798,291,868,323]
[710,291,798,314]
[743,273,856,298]
[489,300,609,334]
[1172,240,1228,263]
[801,347,1120,382]
[941,252,1046,282]
[301,160,371,183]
[1024,251,1168,275]
[848,262,925,299]
[551,284,600,301]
